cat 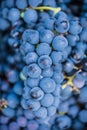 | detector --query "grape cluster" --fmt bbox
[0,0,87,130]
